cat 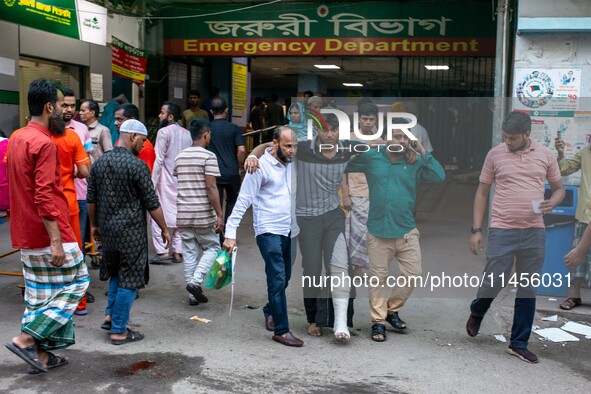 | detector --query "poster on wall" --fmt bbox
[513,68,584,186]
[528,110,591,186]
[231,57,249,127]
[111,36,147,84]
[513,68,581,111]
